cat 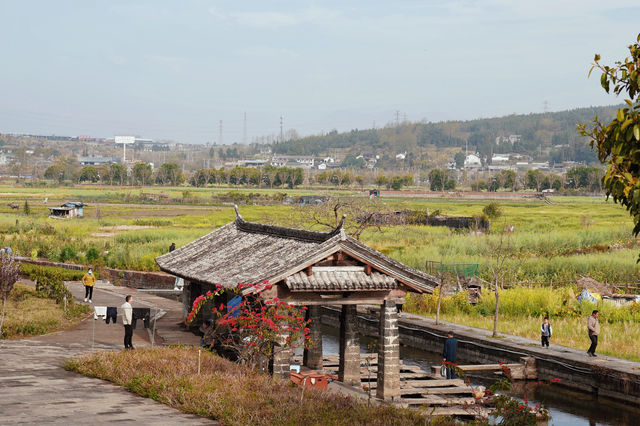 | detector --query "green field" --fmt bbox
[0,185,638,284]
[2,184,638,359]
